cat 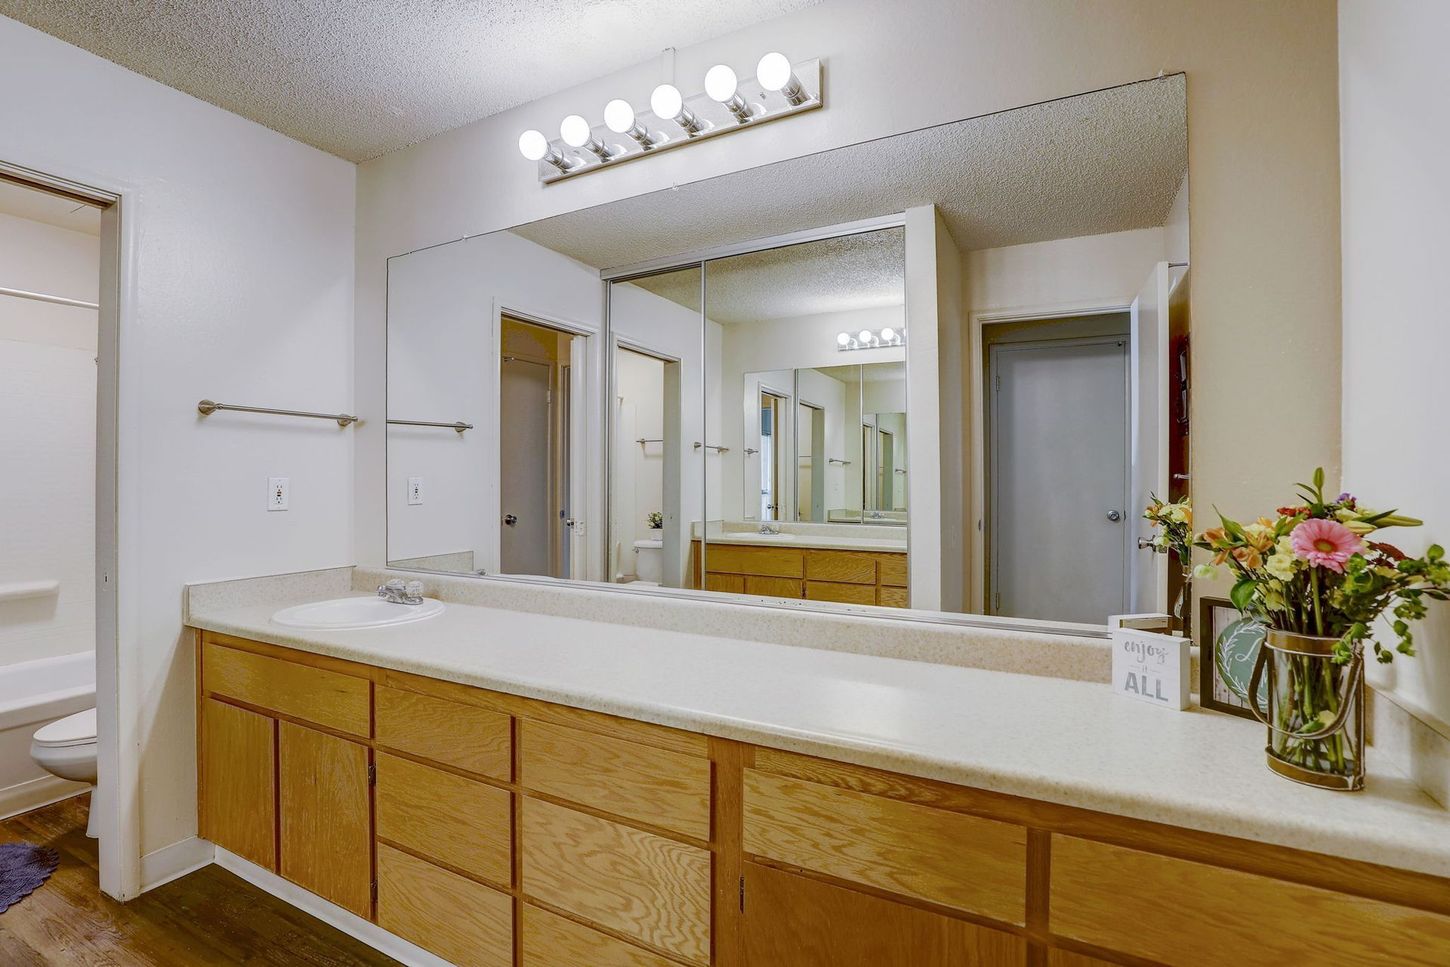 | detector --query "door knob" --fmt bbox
[1106,510,1122,522]
[502,514,518,527]
[1138,537,1157,549]
[563,517,578,529]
